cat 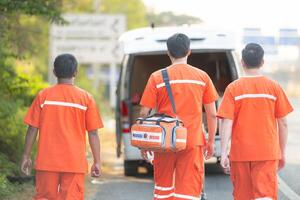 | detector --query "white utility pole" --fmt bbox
[93,0,101,12]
